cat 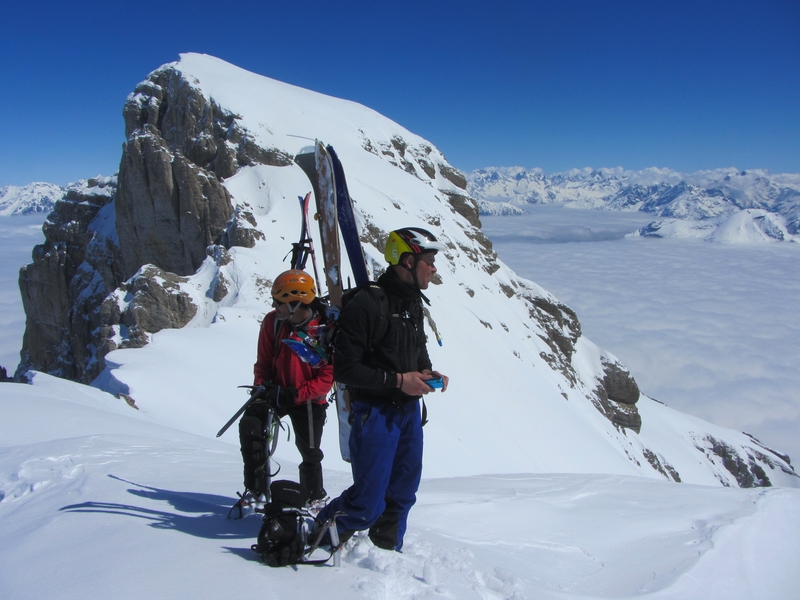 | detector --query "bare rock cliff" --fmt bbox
[16,65,281,383]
